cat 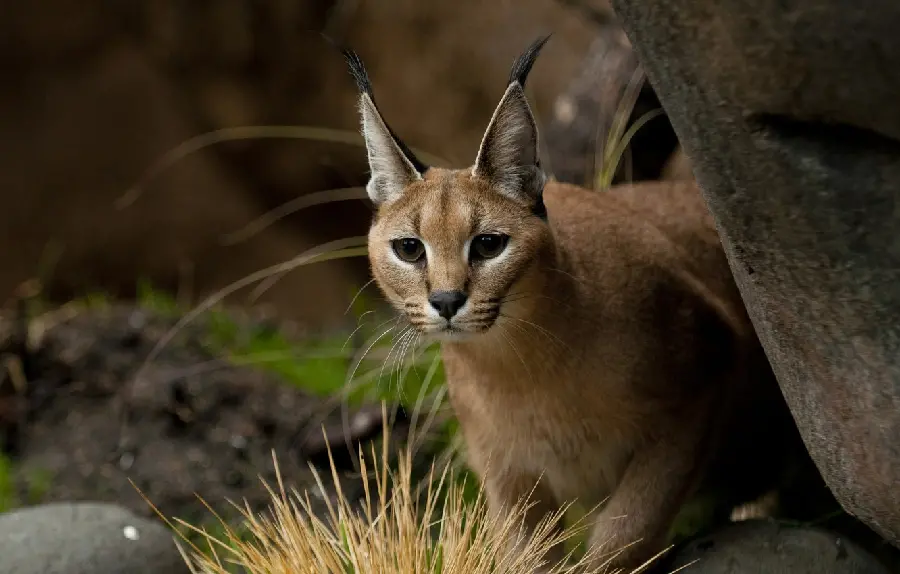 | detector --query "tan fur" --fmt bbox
[353,40,793,572]
[369,170,770,569]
